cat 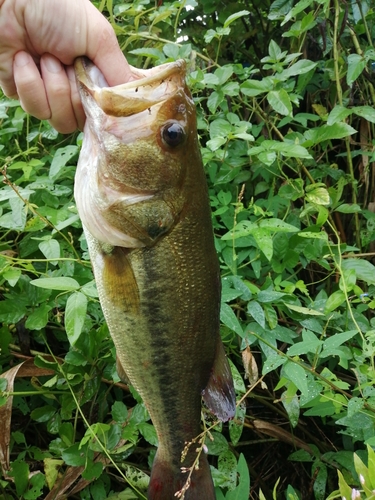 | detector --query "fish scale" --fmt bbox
[74,57,236,499]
